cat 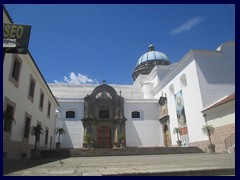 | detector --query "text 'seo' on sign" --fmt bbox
[3,23,31,54]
